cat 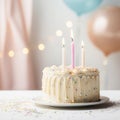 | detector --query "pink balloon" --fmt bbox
[88,6,120,56]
